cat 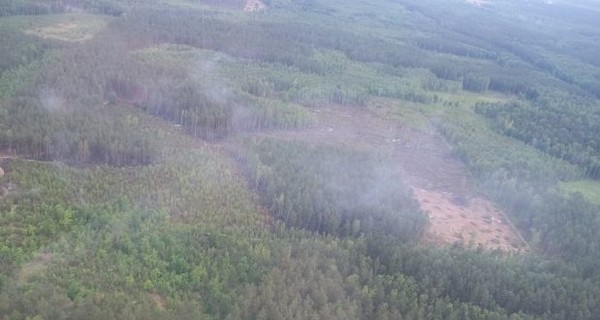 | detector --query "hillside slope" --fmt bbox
[1,0,600,319]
